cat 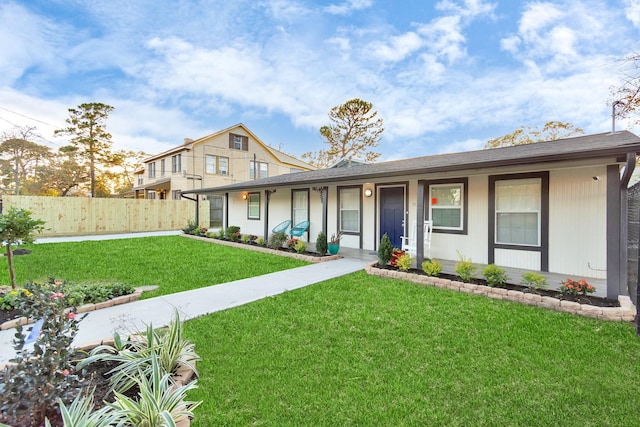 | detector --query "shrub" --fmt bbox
[294,240,307,254]
[285,237,299,248]
[0,207,46,288]
[181,220,198,235]
[256,237,265,246]
[0,287,31,311]
[455,251,476,282]
[390,249,406,268]
[268,231,287,249]
[378,234,393,266]
[316,232,328,255]
[560,278,595,296]
[422,259,443,277]
[396,253,412,271]
[521,272,547,291]
[482,264,509,287]
[215,229,225,239]
[1,278,83,426]
[225,226,241,242]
